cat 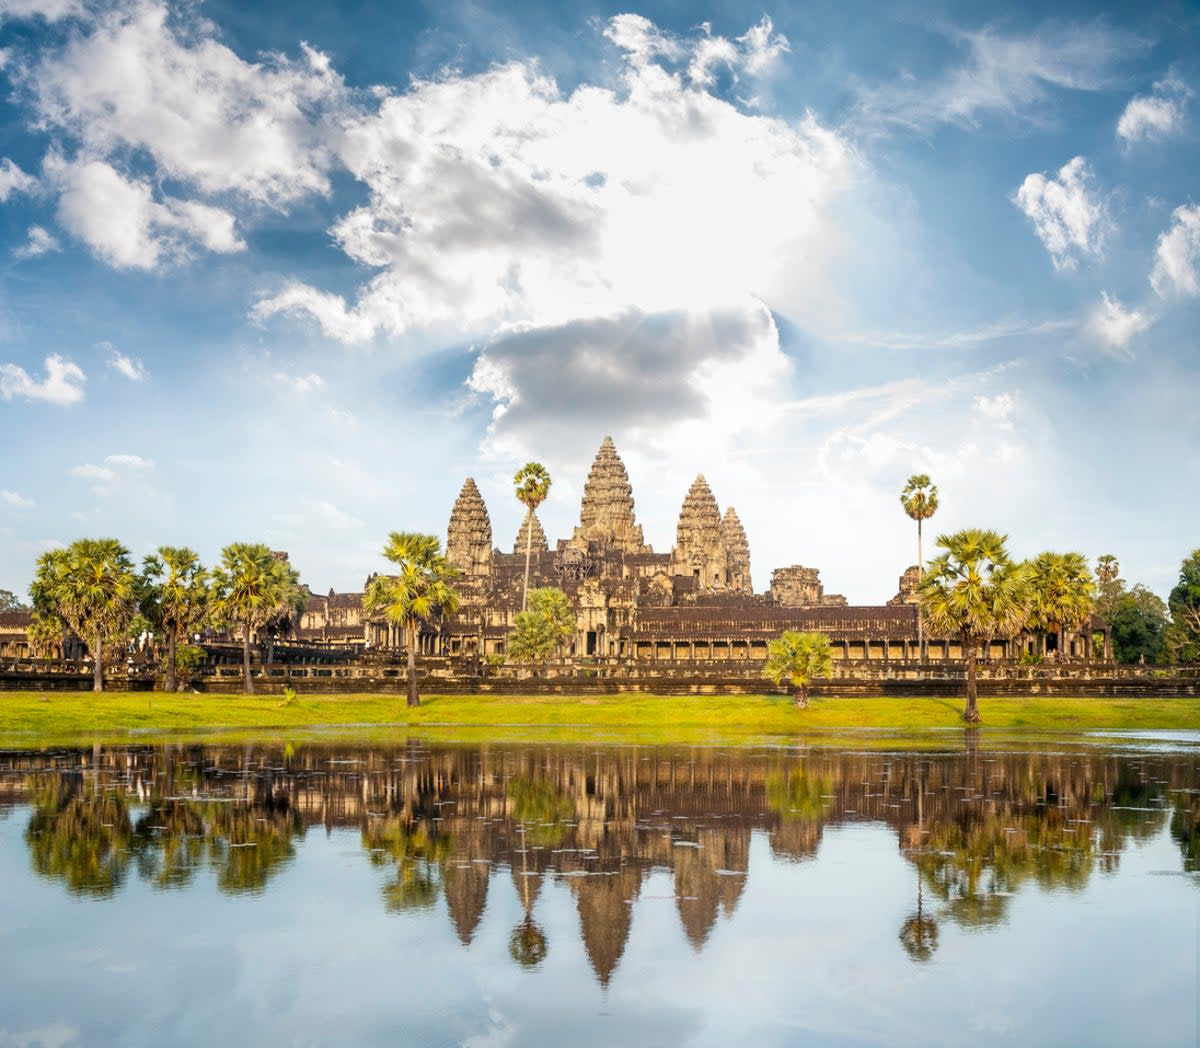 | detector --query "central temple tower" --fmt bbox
[568,436,649,554]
